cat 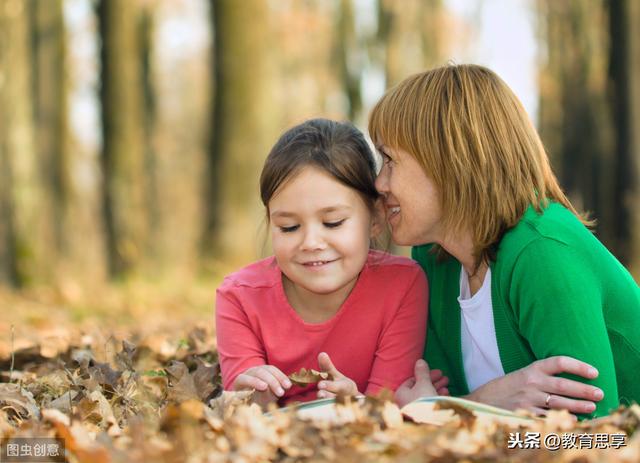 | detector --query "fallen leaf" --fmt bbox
[289,368,329,387]
[0,383,41,421]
